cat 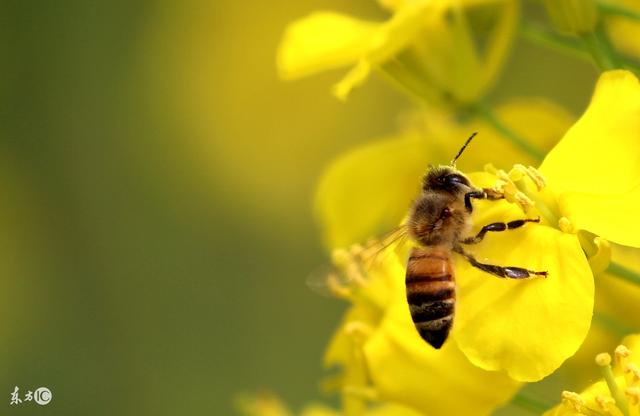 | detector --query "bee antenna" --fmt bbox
[451,132,478,166]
